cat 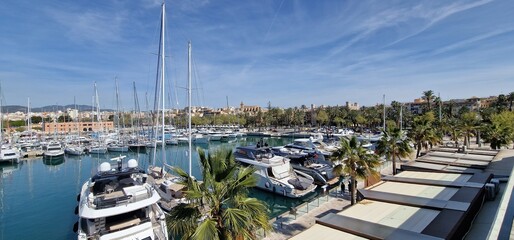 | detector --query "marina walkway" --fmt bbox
[263,162,397,240]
